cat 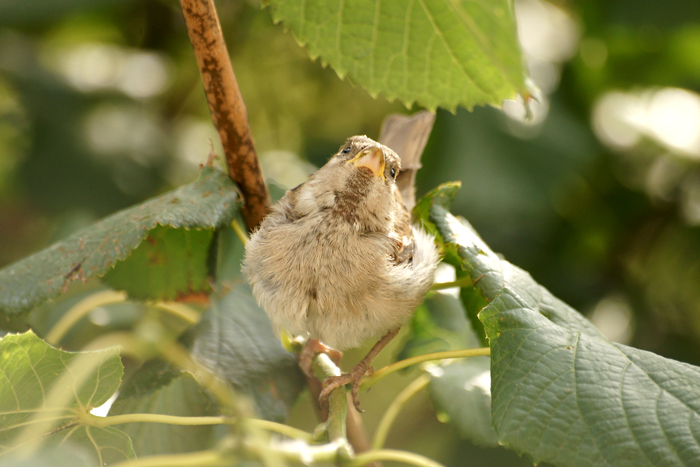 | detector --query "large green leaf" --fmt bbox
[266,0,527,111]
[0,167,238,322]
[189,284,305,422]
[0,331,133,465]
[428,191,700,466]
